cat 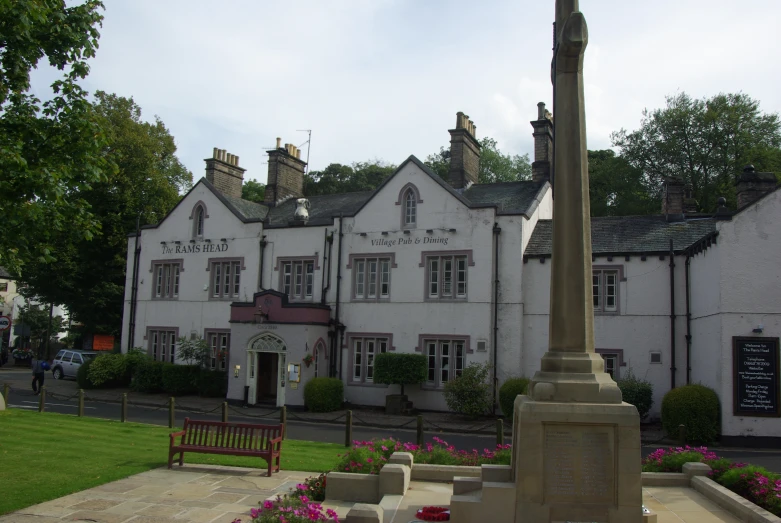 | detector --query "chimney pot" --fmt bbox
[204,147,245,198]
[213,147,218,159]
[537,102,546,120]
[295,149,301,159]
[448,111,481,189]
[276,137,282,149]
[235,155,239,166]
